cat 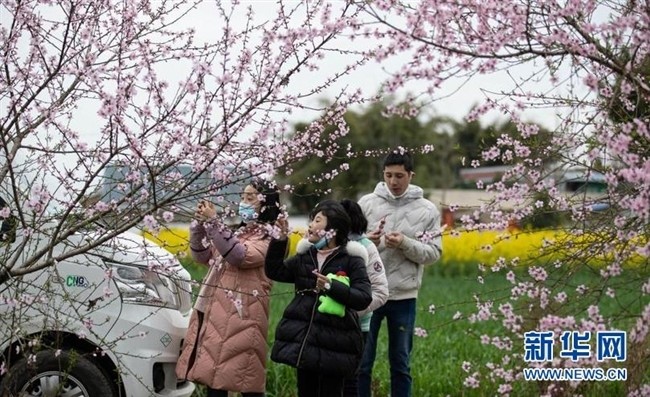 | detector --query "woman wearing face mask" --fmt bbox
[176,178,281,397]
[265,201,372,397]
